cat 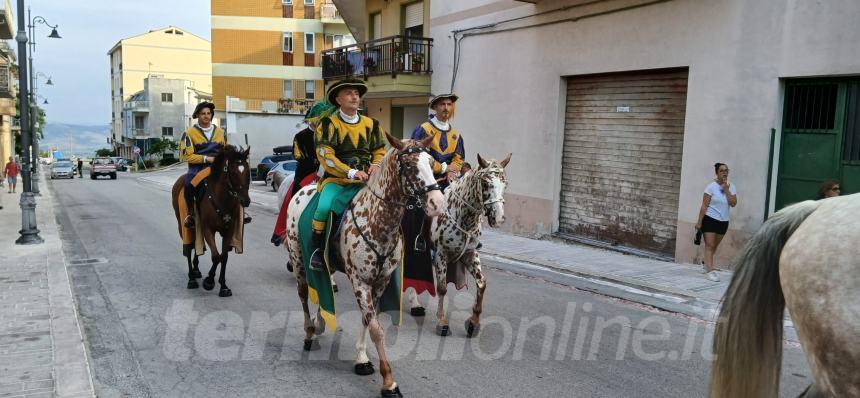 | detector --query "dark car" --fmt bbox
[254,152,294,181]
